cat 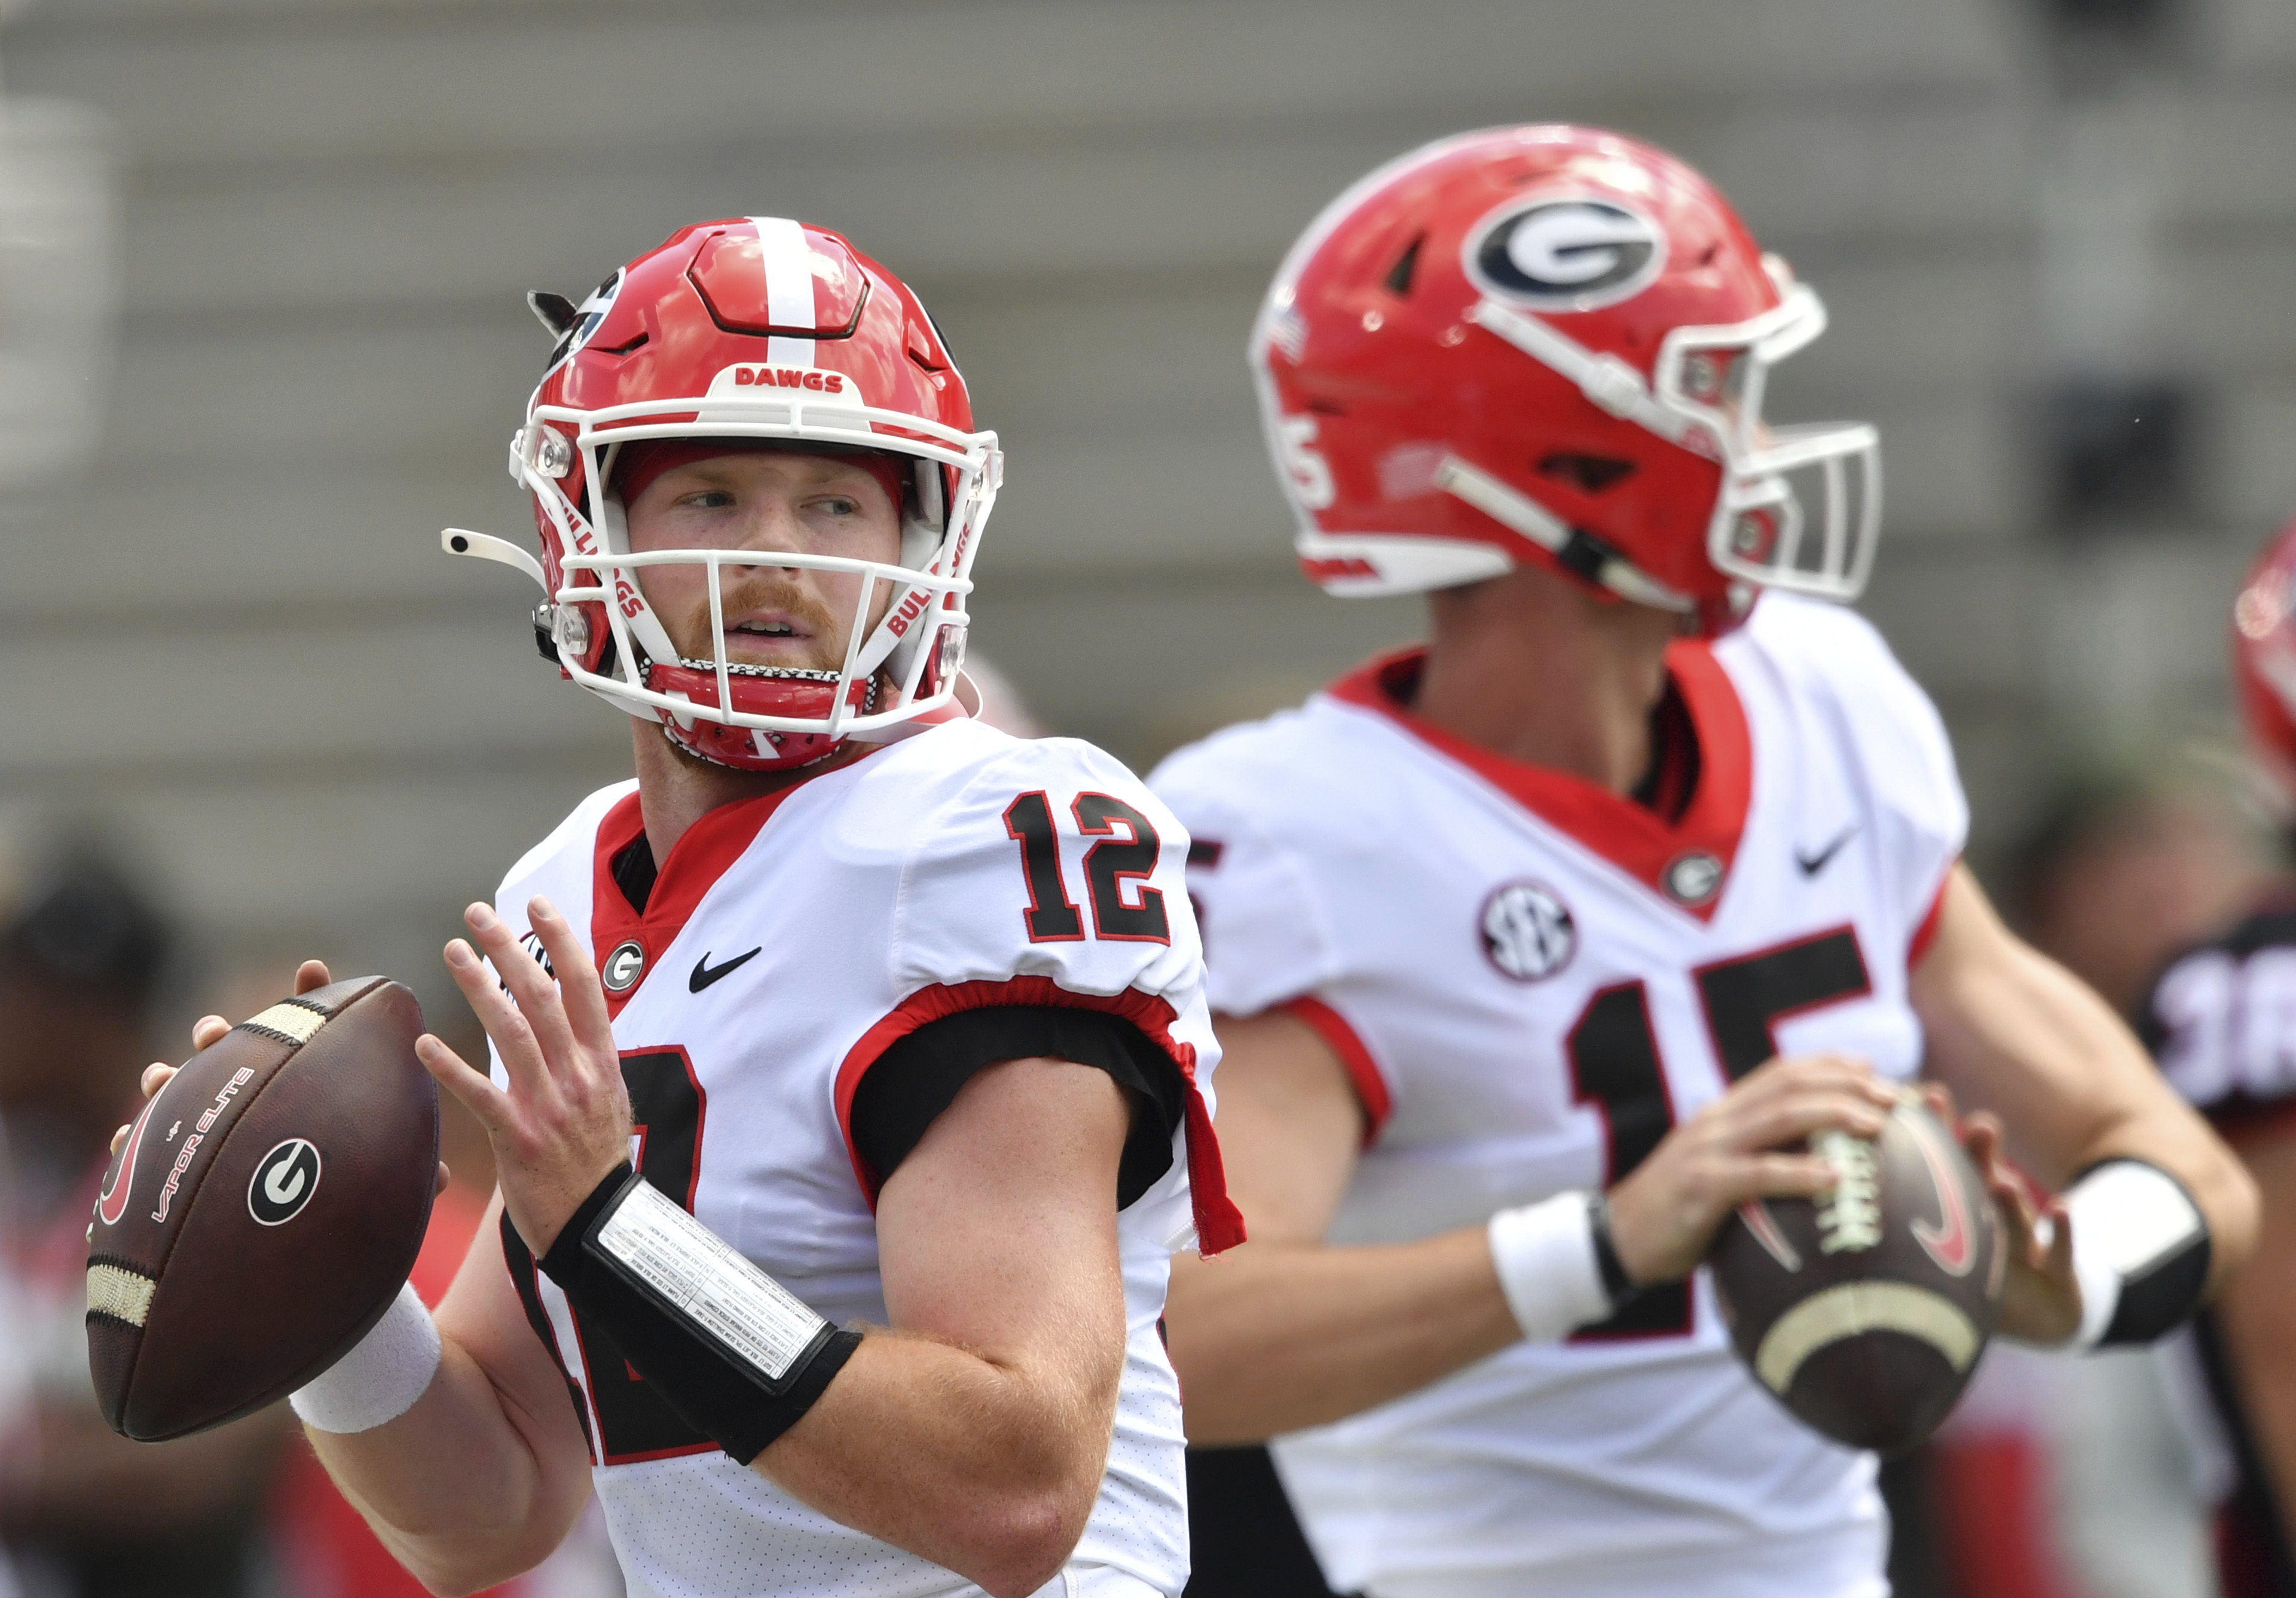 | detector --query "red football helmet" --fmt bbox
[1254,126,1879,633]
[447,216,1001,771]
[2233,518,2296,808]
